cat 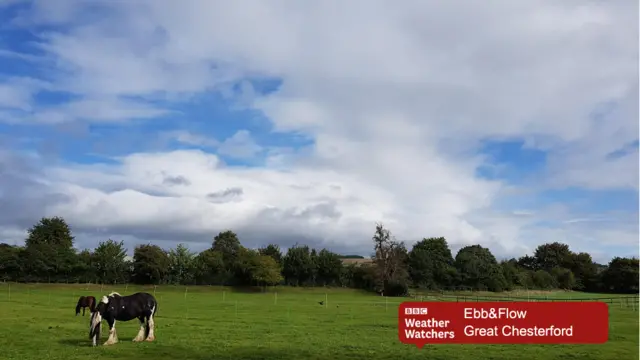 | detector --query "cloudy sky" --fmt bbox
[0,0,637,263]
